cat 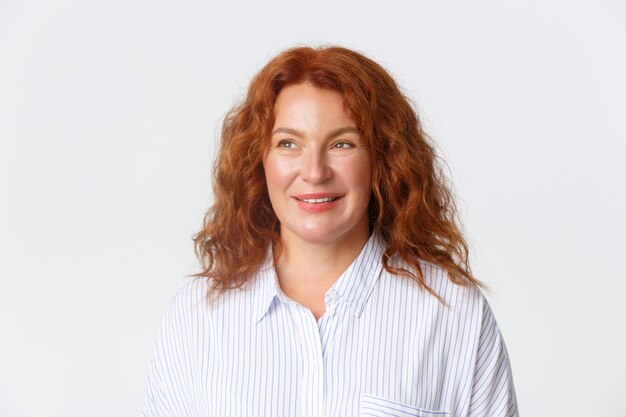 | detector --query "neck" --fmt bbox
[274,225,371,294]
